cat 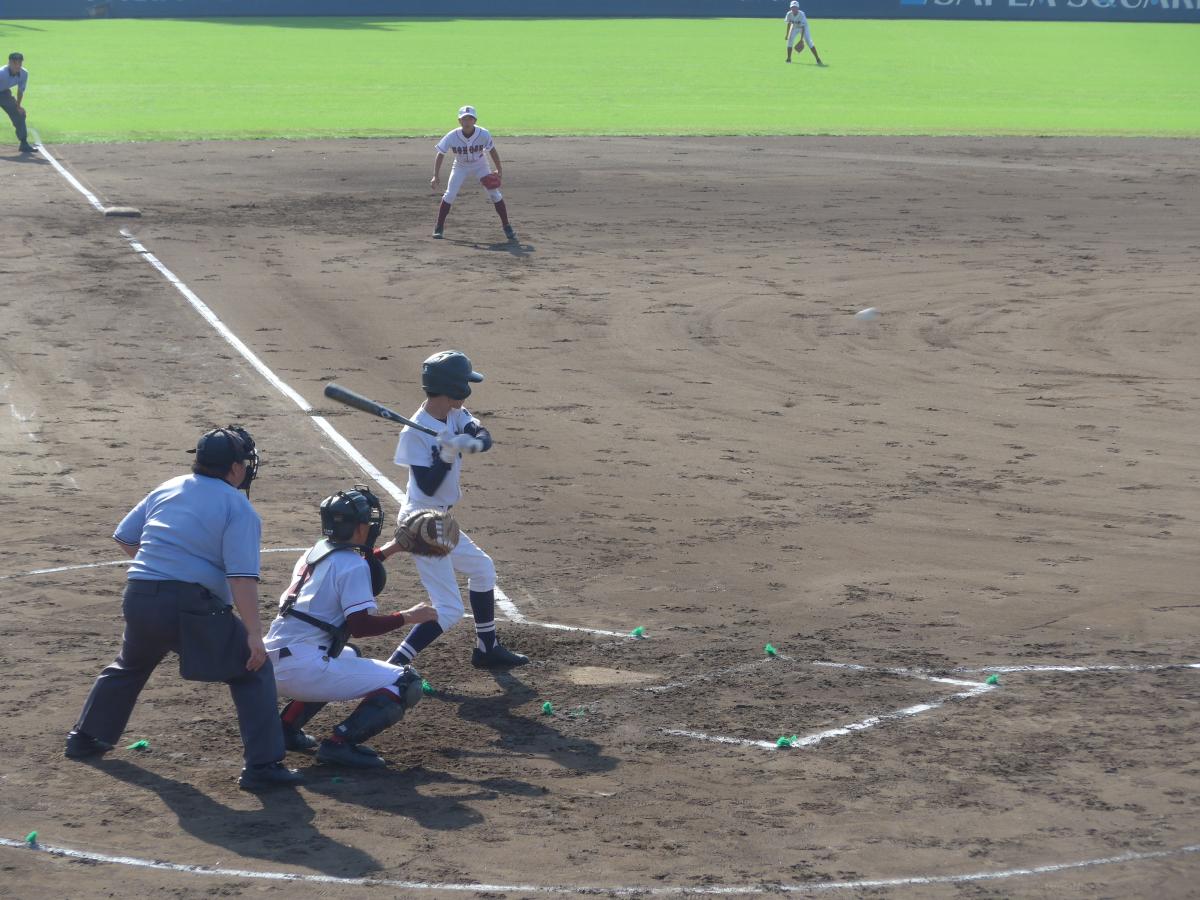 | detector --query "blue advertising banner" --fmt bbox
[5,0,1199,22]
